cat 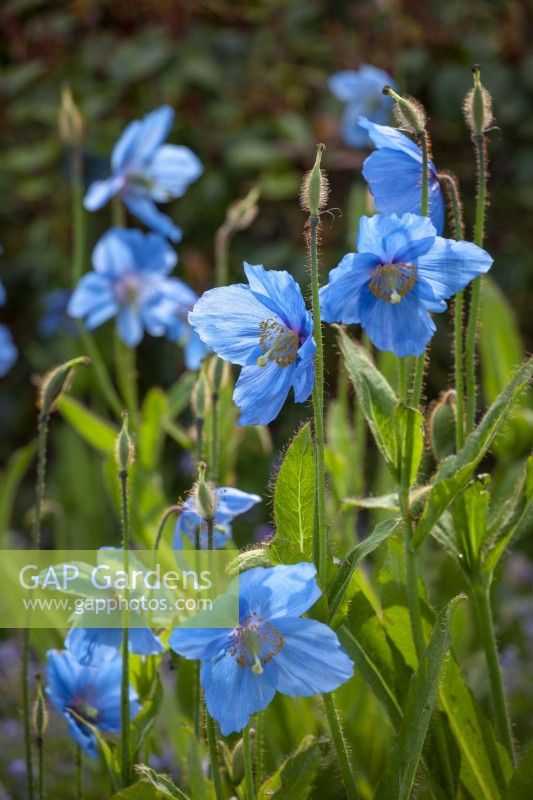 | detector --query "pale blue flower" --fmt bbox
[0,281,17,376]
[174,486,261,550]
[329,65,395,147]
